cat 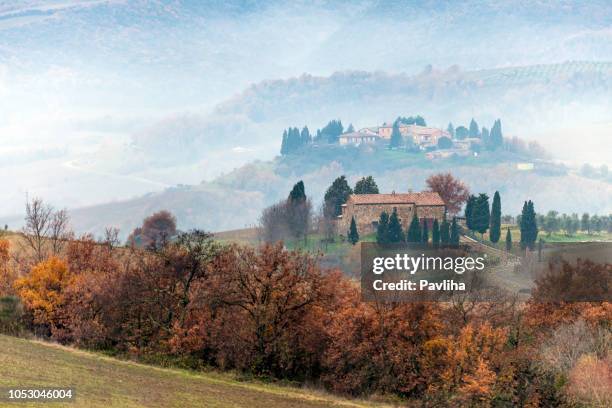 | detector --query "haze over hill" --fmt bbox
[1,1,611,235]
